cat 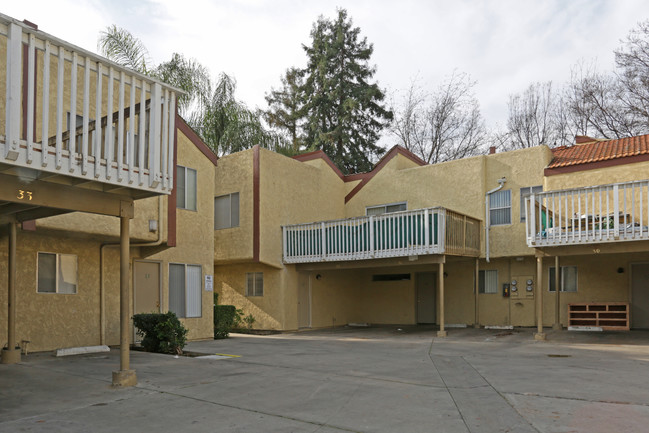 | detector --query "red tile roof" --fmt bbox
[548,134,649,169]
